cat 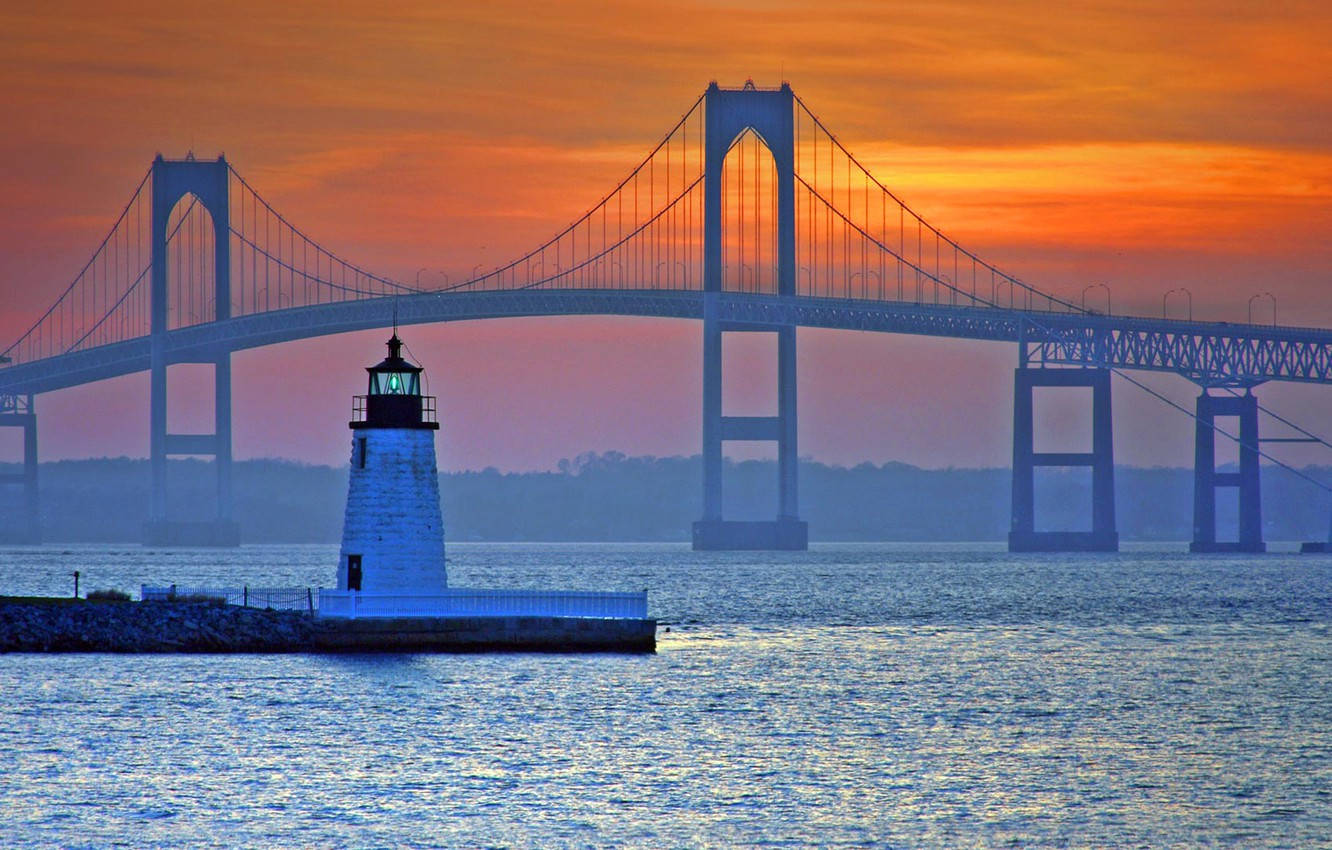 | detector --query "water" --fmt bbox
[2,543,1330,847]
